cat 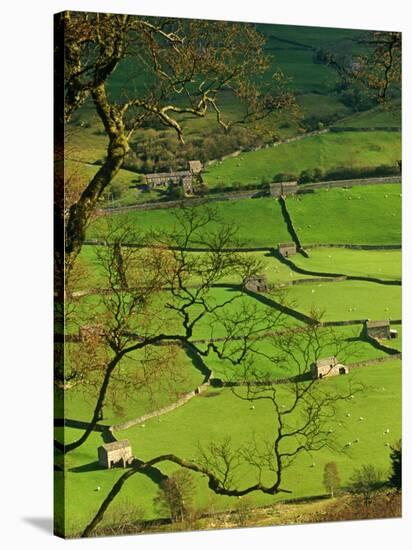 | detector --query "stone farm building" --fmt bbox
[145,160,203,195]
[98,439,134,469]
[278,242,297,257]
[269,181,298,197]
[365,320,391,340]
[244,275,269,293]
[311,356,349,379]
